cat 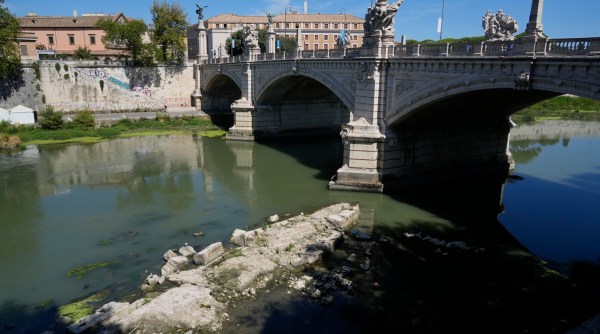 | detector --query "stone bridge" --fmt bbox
[192,1,600,193]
